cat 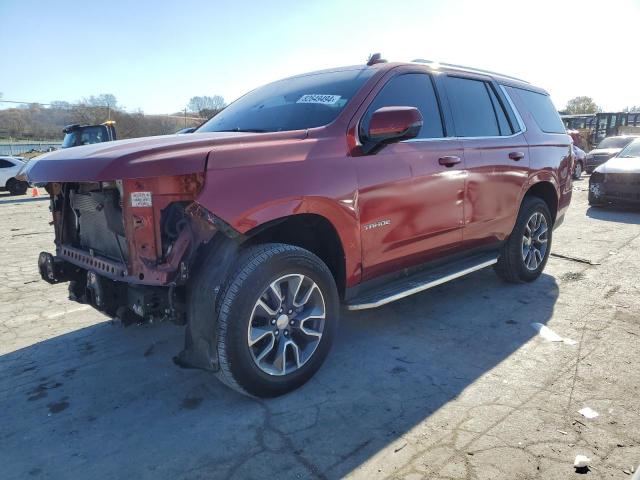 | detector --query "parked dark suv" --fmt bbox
[25,57,572,397]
